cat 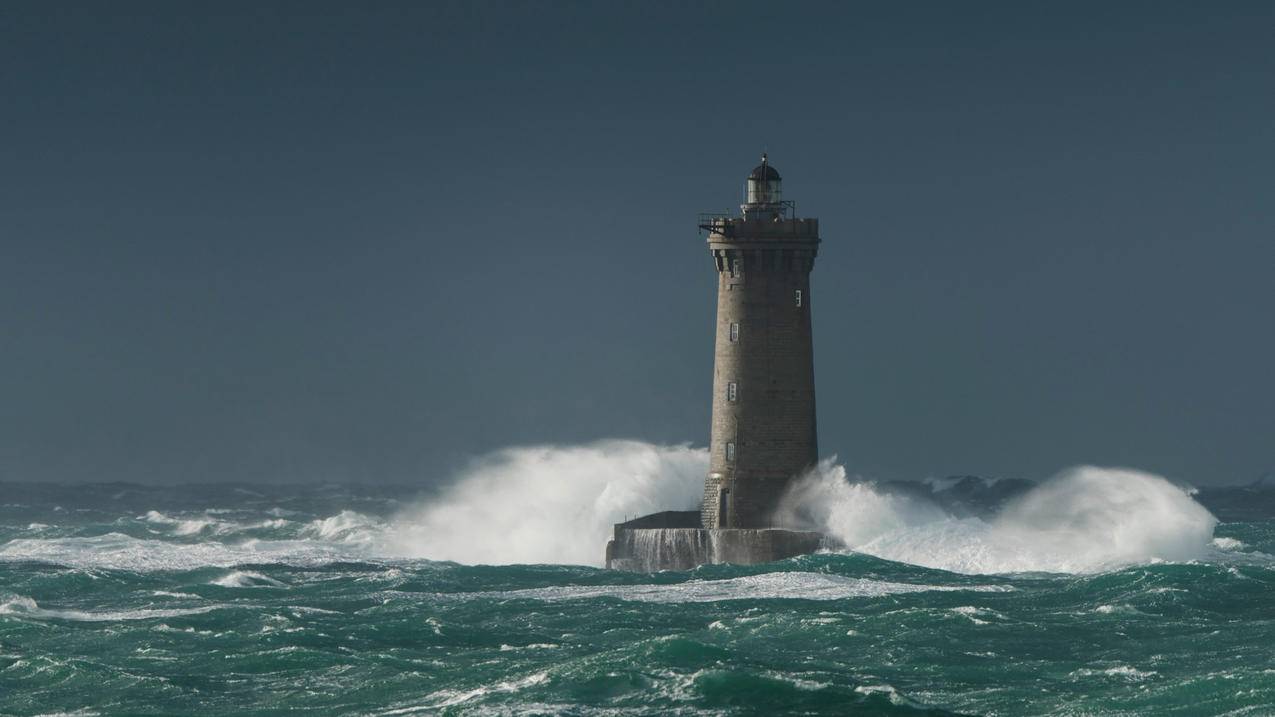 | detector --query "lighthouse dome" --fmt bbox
[748,163,781,181]
[744,154,782,210]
